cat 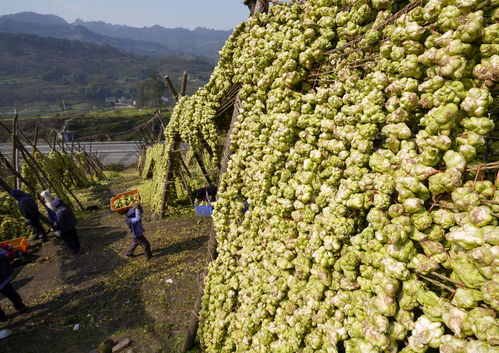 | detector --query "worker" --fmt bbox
[192,186,217,203]
[51,198,80,255]
[125,202,152,260]
[10,189,48,243]
[0,246,27,322]
[39,190,61,238]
